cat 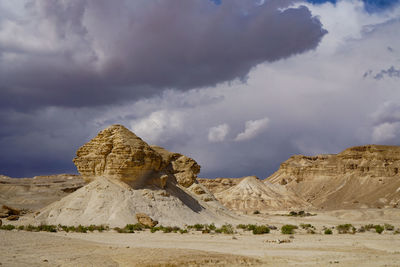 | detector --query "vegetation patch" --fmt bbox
[336,224,356,234]
[281,224,298,235]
